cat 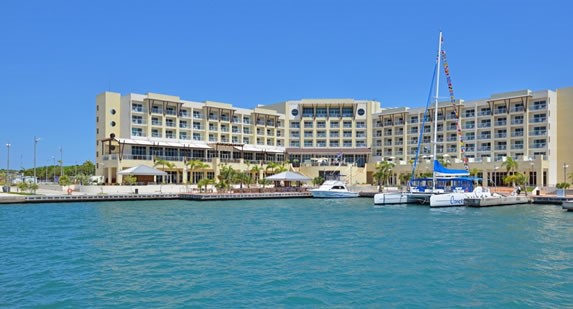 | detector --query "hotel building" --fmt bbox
[96,86,573,187]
